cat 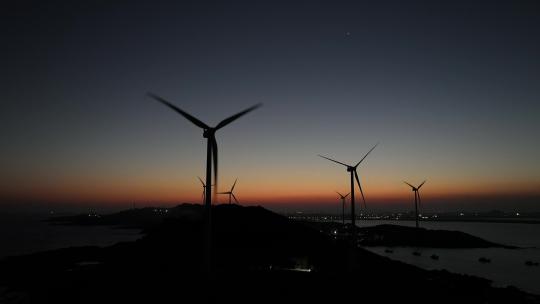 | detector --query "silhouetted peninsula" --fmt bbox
[357,224,516,248]
[302,221,515,248]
